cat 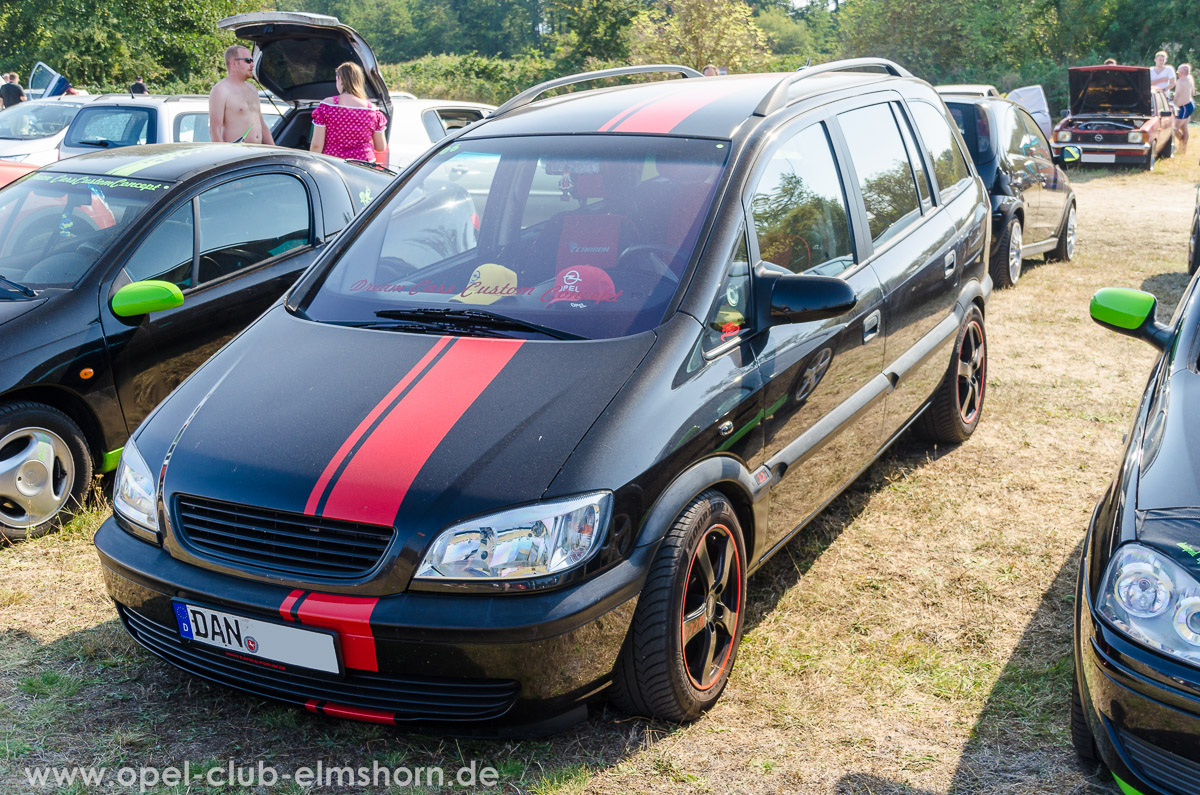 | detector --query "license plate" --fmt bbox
[1081,153,1116,163]
[173,601,341,675]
